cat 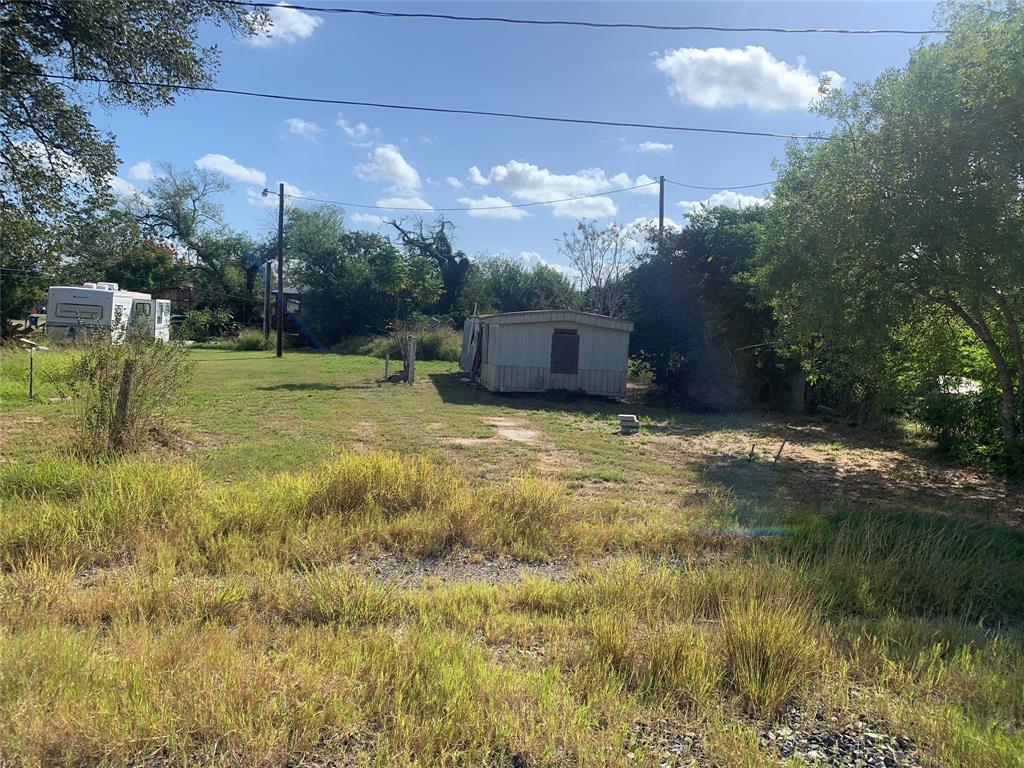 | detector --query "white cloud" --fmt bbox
[336,113,371,141]
[550,196,618,219]
[466,166,488,185]
[356,144,421,191]
[637,141,673,153]
[349,212,388,227]
[466,160,652,218]
[631,174,660,196]
[108,176,152,207]
[445,176,464,190]
[375,195,433,211]
[457,195,530,220]
[678,189,768,214]
[248,2,322,47]
[655,46,844,110]
[195,153,266,186]
[517,250,577,280]
[284,117,322,138]
[127,161,155,181]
